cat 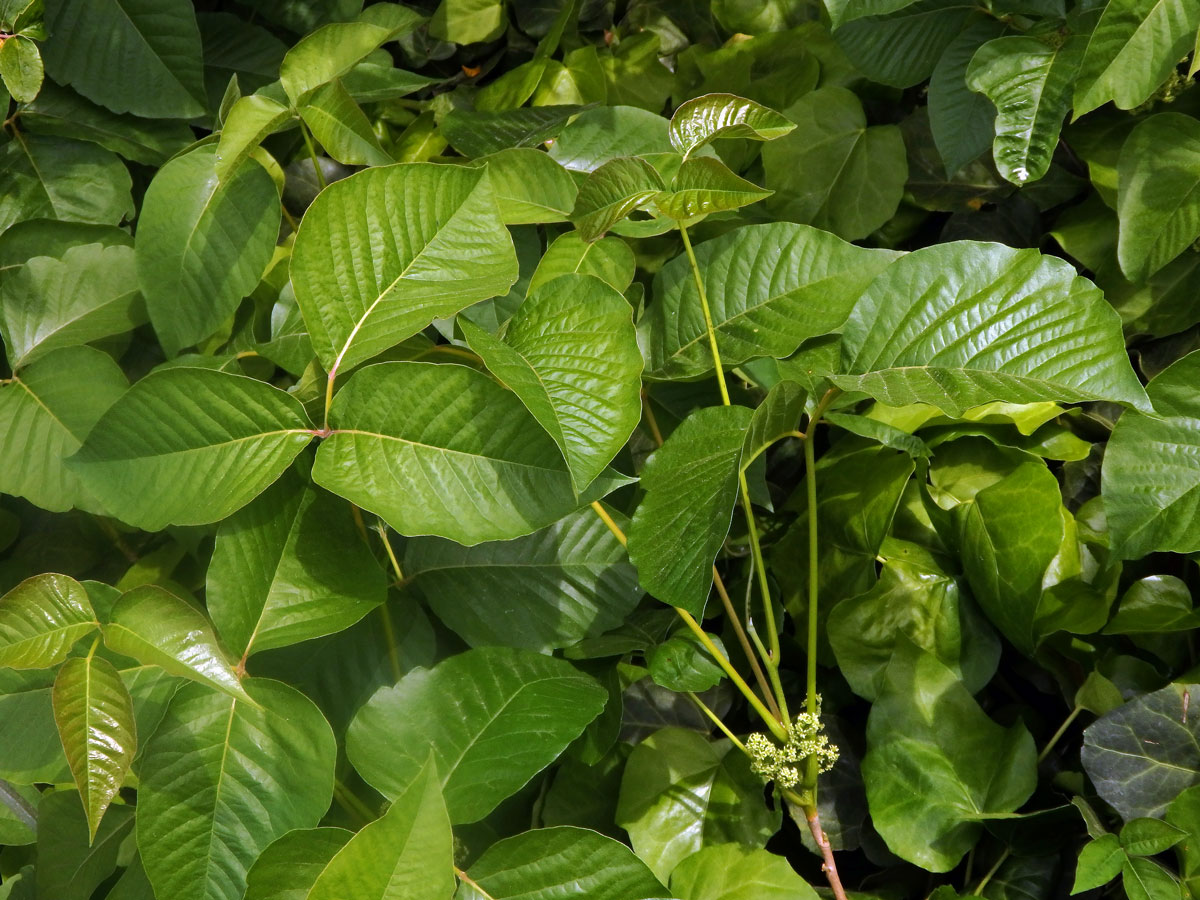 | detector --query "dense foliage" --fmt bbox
[2,0,1200,898]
